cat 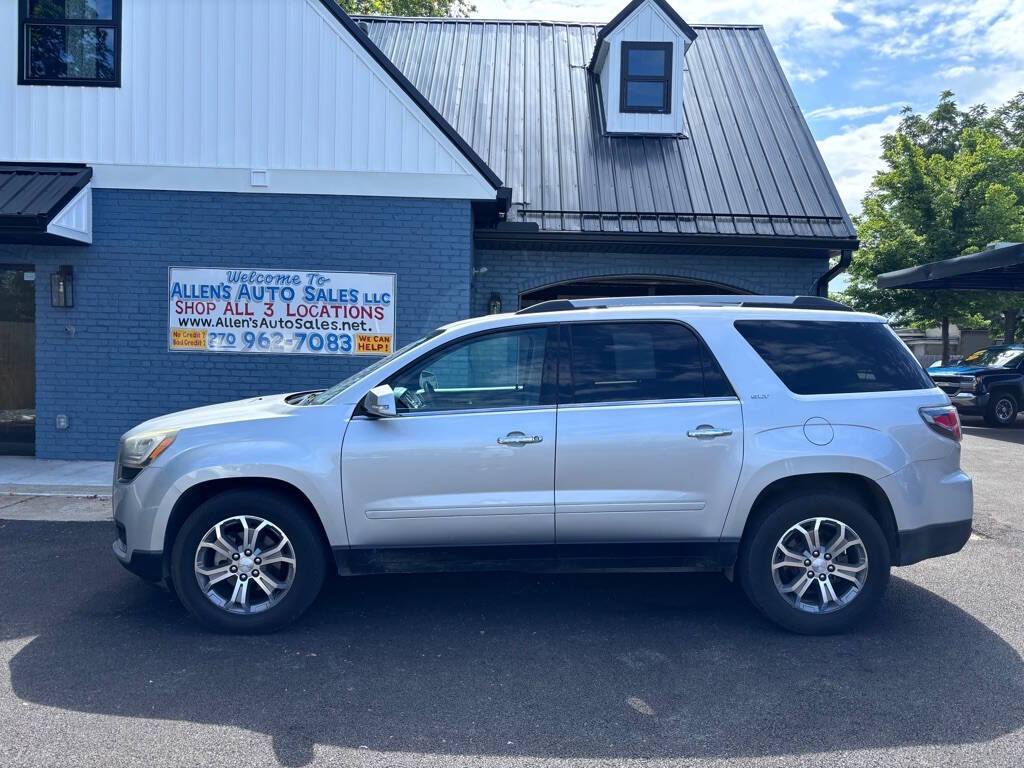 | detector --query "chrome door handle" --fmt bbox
[687,425,733,439]
[497,431,543,446]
